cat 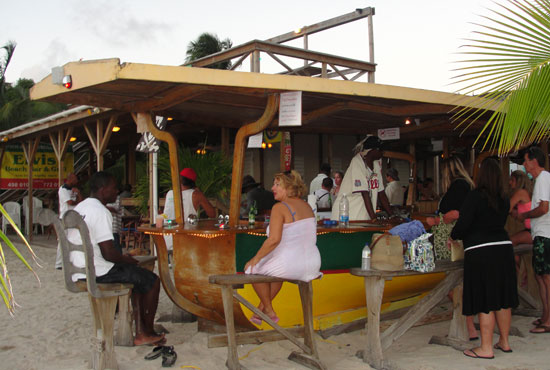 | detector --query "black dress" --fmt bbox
[451,189,518,315]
